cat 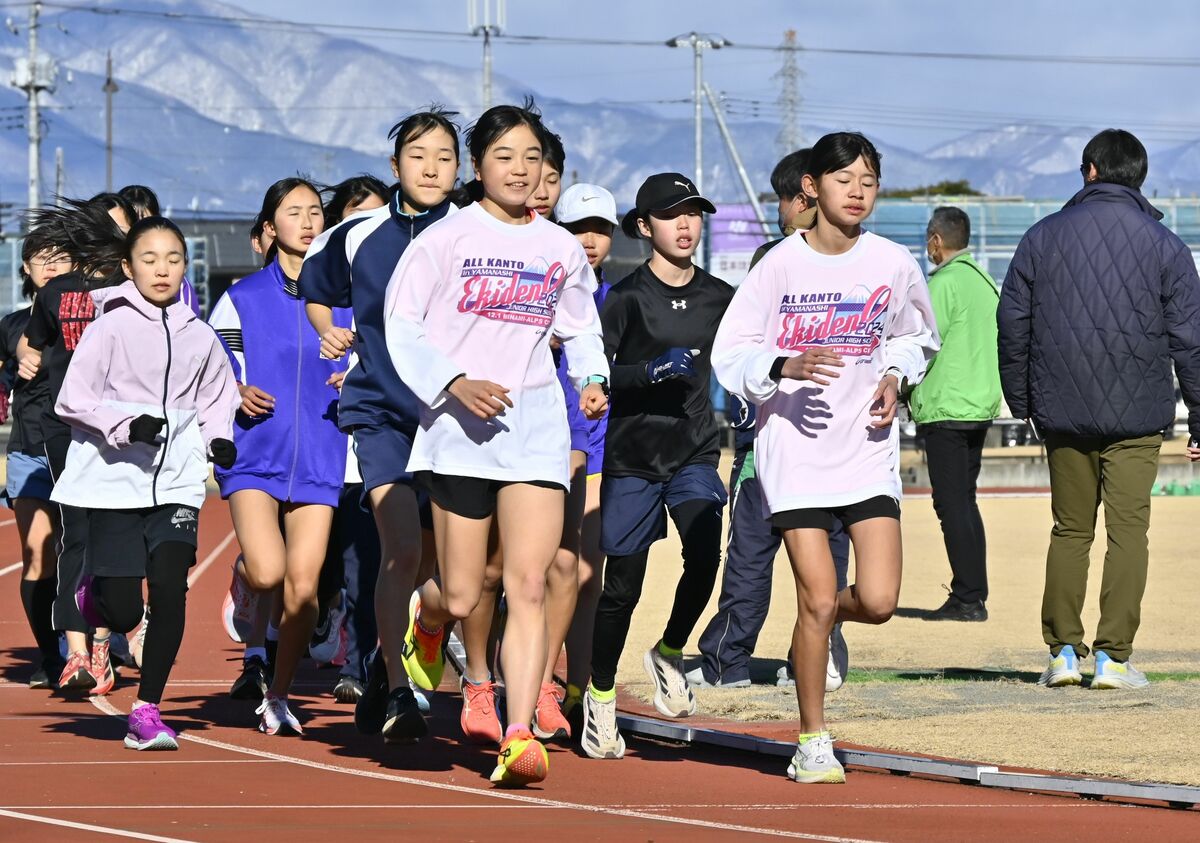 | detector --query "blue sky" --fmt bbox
[241,0,1200,152]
